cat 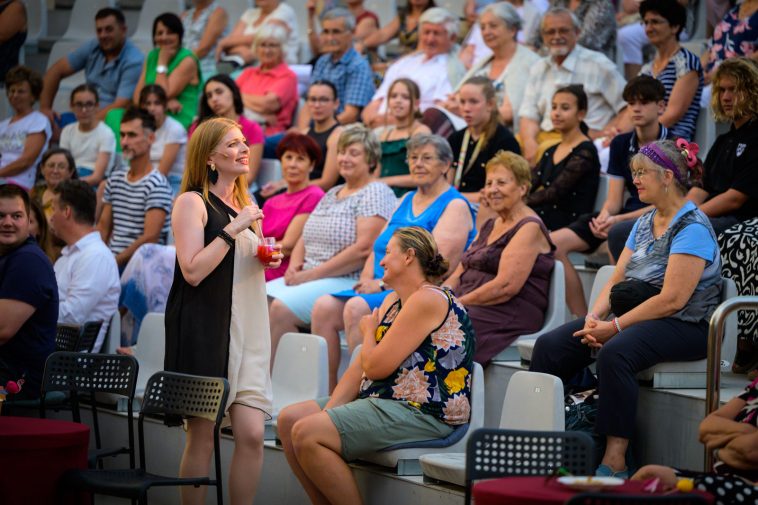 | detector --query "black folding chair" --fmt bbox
[565,493,710,504]
[40,351,139,468]
[62,371,229,505]
[465,428,595,505]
